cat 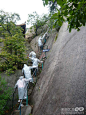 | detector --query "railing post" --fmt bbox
[45,52,46,58]
[35,69,36,76]
[26,90,28,106]
[42,63,43,69]
[20,104,21,115]
[12,92,14,111]
[44,38,46,44]
[18,100,22,115]
[26,84,28,106]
